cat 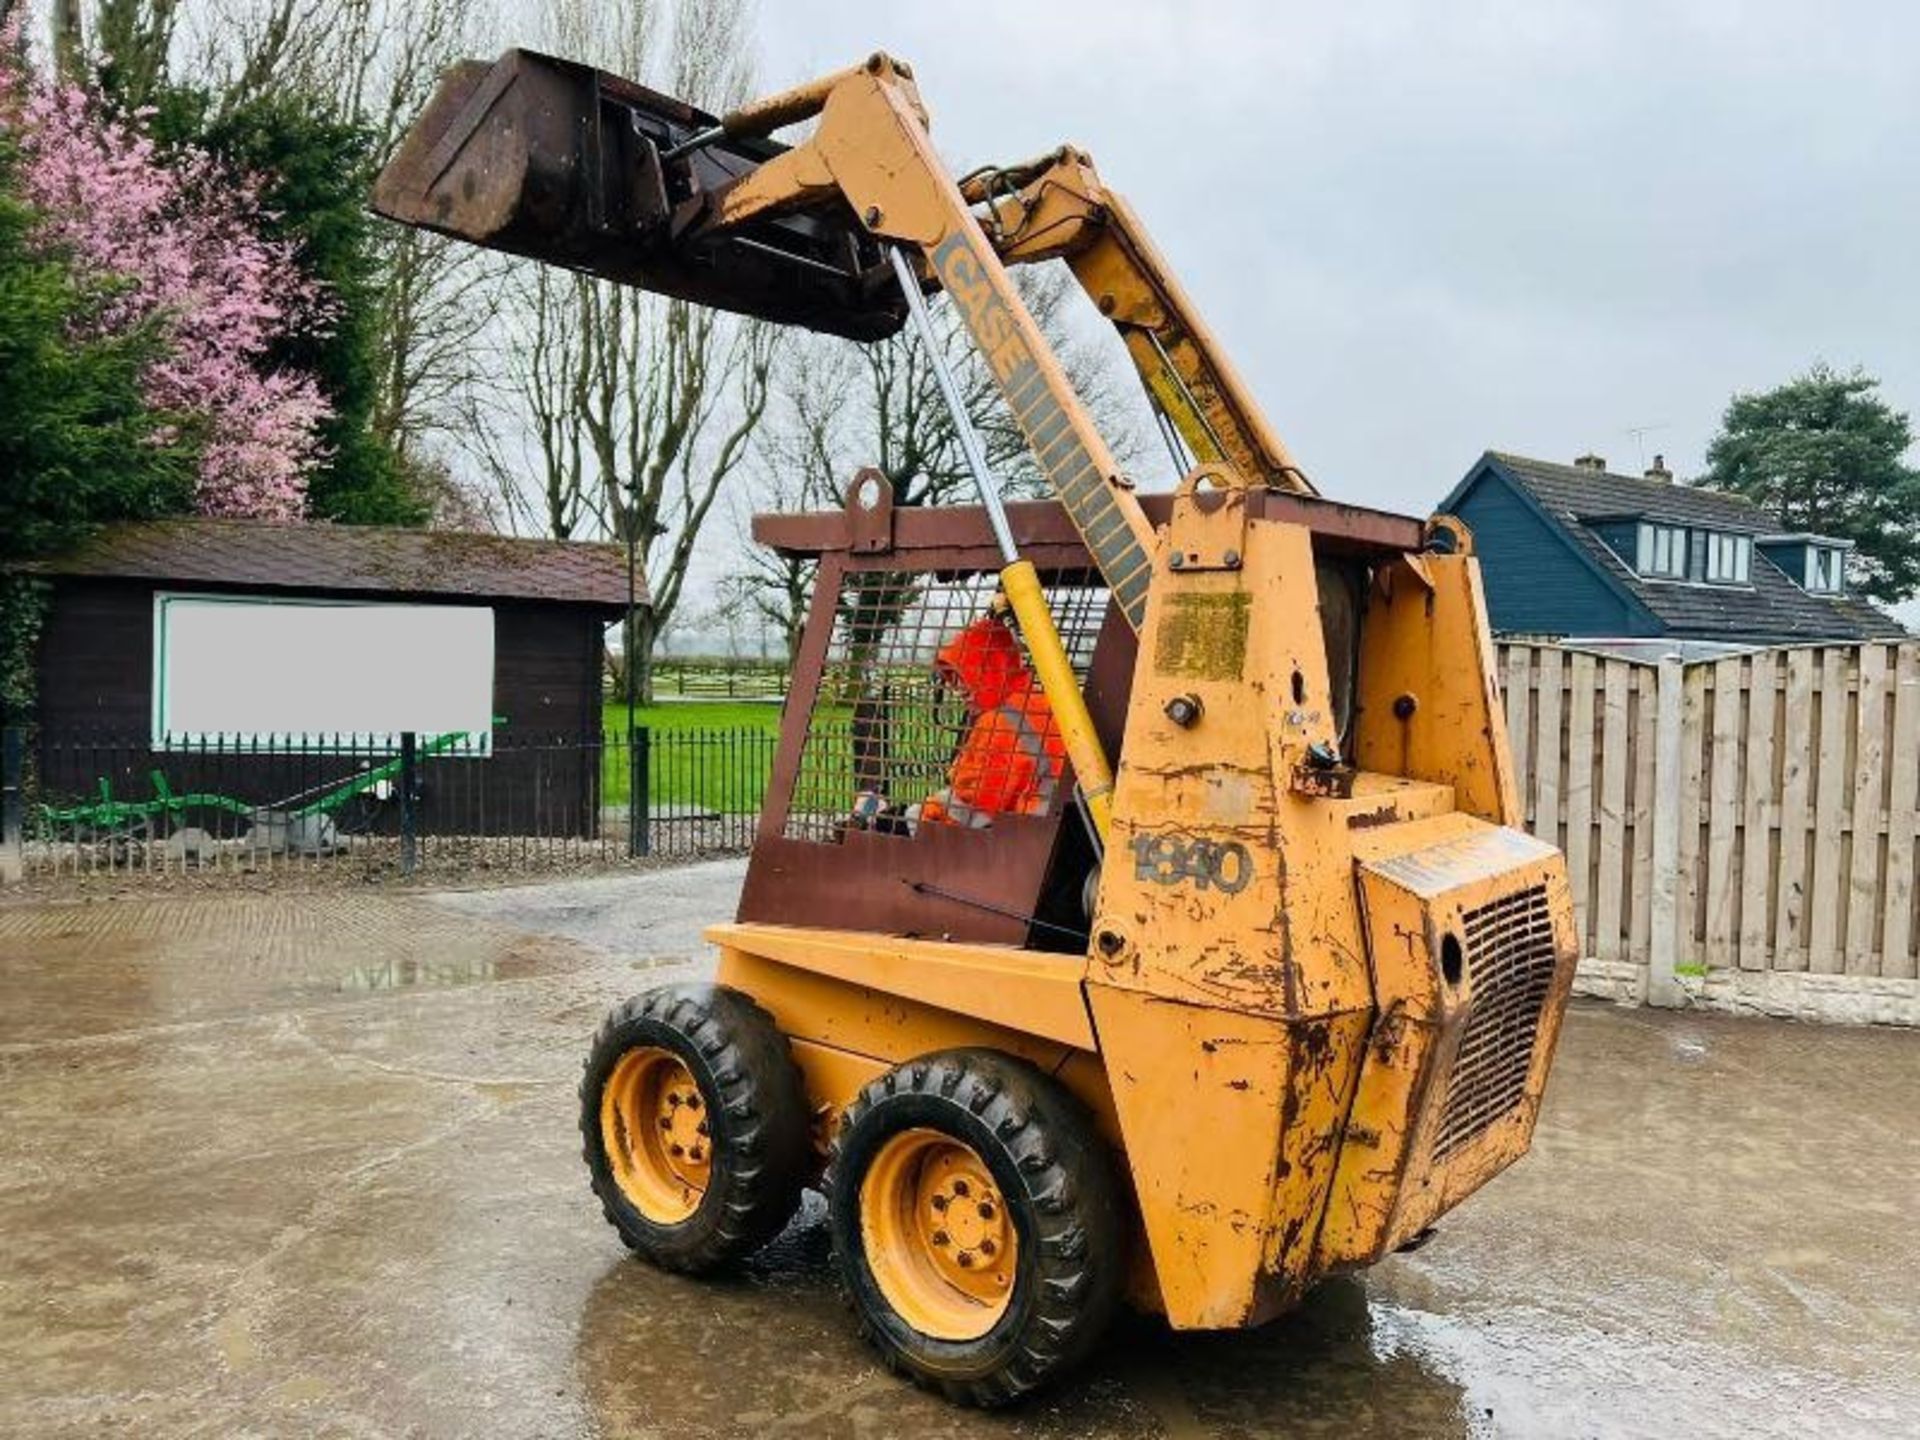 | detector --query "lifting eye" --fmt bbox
[1440,934,1465,987]
[1290,669,1307,706]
